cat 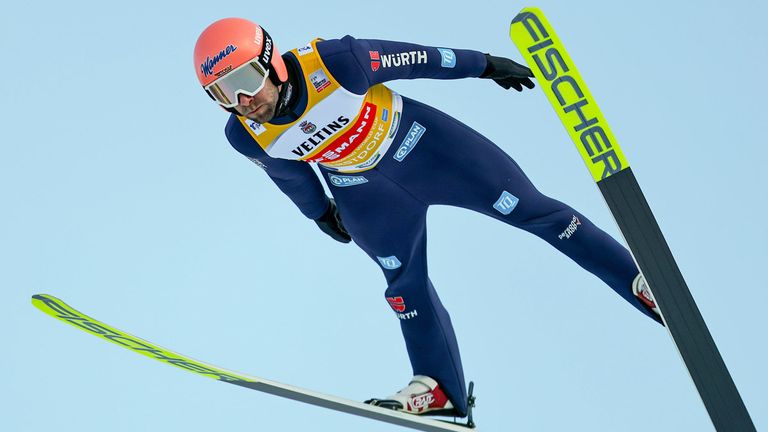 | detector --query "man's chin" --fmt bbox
[246,110,274,124]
